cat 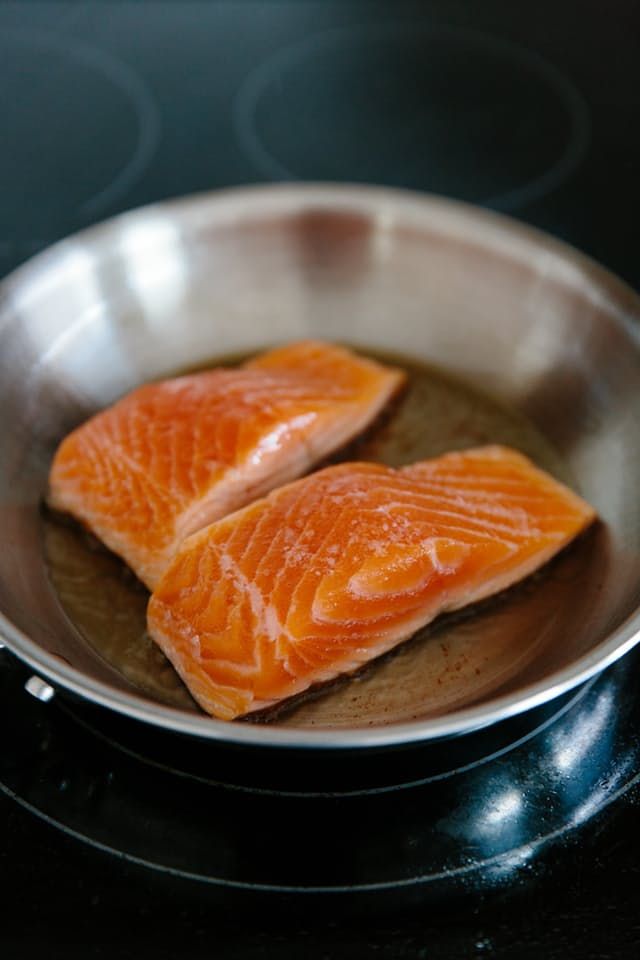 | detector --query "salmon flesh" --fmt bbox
[147,446,596,720]
[48,341,404,588]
